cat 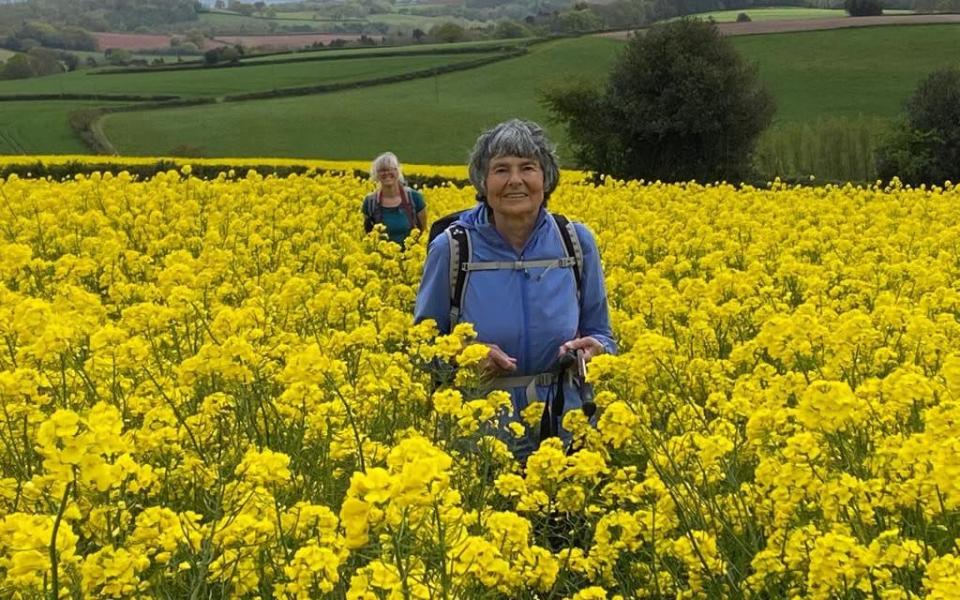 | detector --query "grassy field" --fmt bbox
[731,24,960,122]
[99,25,960,162]
[197,11,342,31]
[0,53,497,98]
[672,7,913,22]
[238,38,531,64]
[0,49,16,62]
[7,23,960,171]
[278,9,487,28]
[195,9,485,33]
[0,101,123,154]
[100,37,621,162]
[369,13,487,29]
